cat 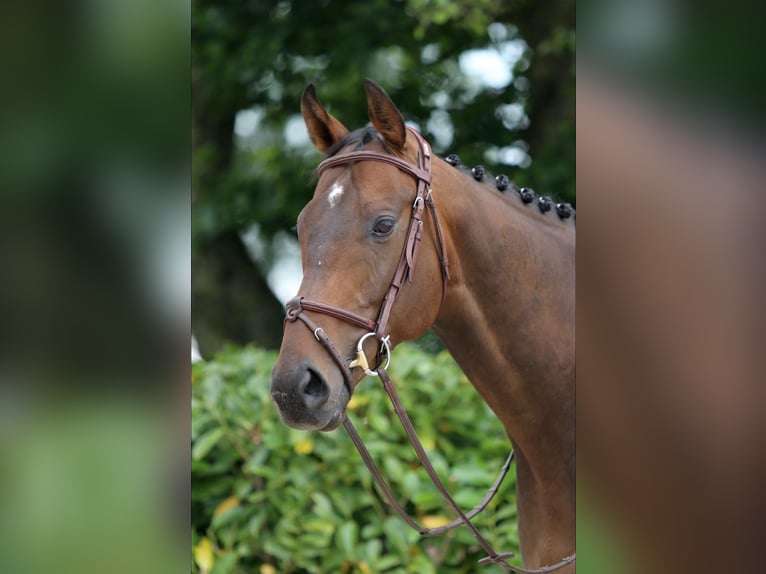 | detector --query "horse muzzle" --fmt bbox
[270,359,349,431]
